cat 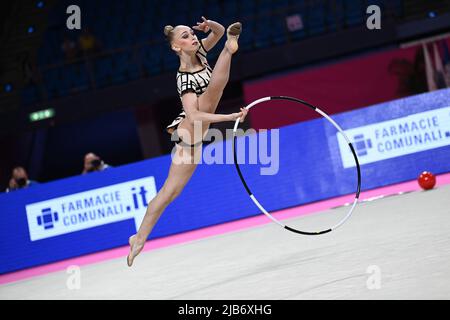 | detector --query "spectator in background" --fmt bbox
[61,35,79,63]
[7,178,17,192]
[5,166,39,192]
[78,27,100,57]
[82,152,112,174]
